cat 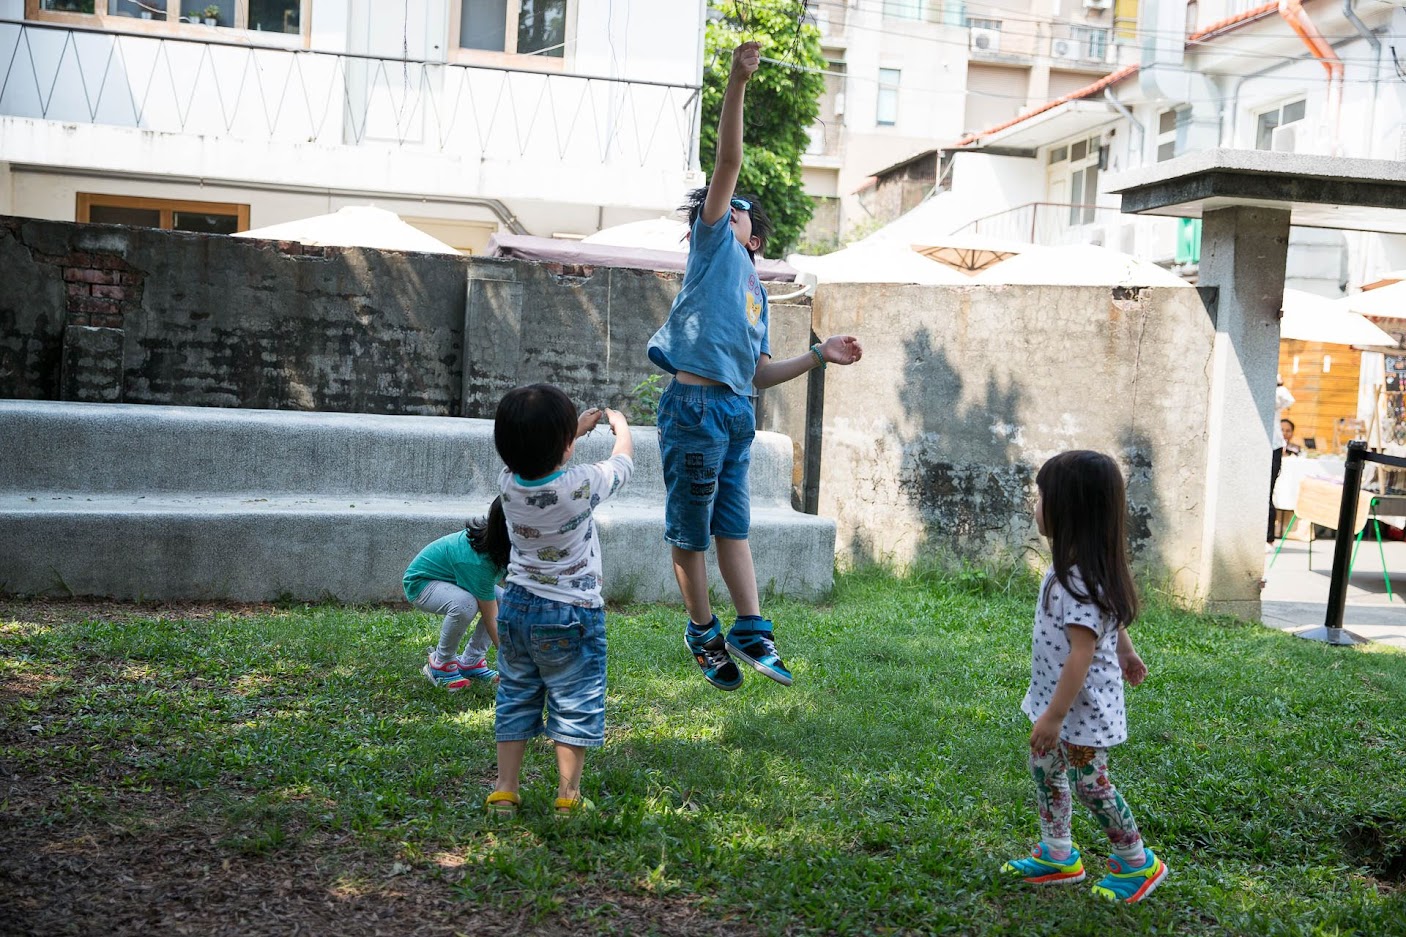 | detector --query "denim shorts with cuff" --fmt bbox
[494,583,607,748]
[656,380,755,552]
